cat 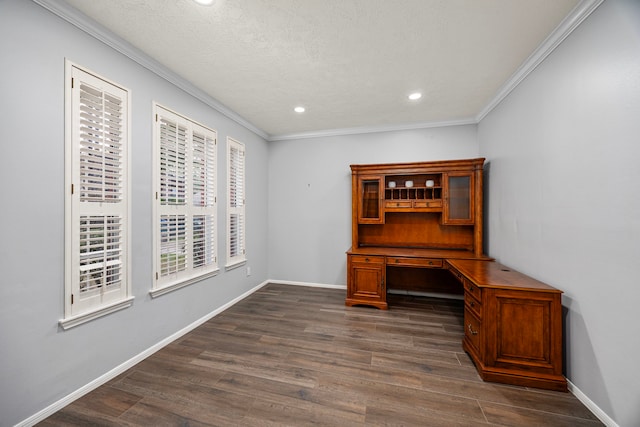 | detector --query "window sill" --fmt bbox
[150,268,219,298]
[59,297,135,330]
[225,259,246,271]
